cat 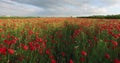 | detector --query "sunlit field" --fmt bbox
[0,18,120,63]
